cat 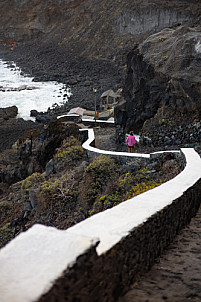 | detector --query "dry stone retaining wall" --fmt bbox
[39,178,201,302]
[0,129,201,302]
